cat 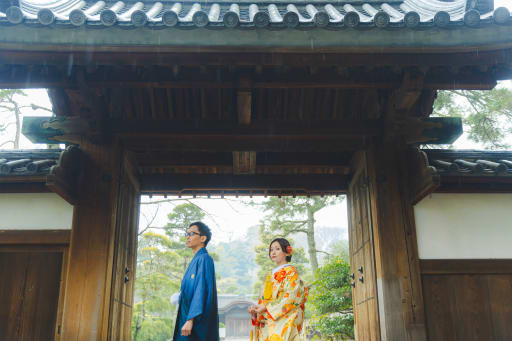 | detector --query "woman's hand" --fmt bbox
[248,304,266,314]
[254,304,266,314]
